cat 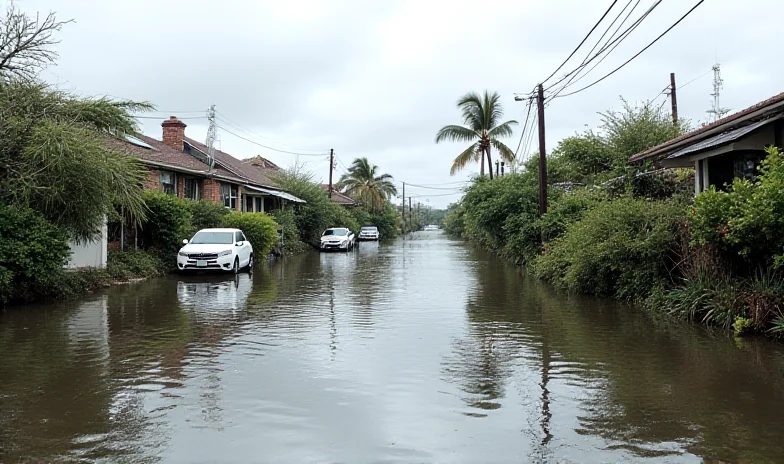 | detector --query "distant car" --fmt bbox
[320,227,356,251]
[177,228,254,273]
[358,226,380,241]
